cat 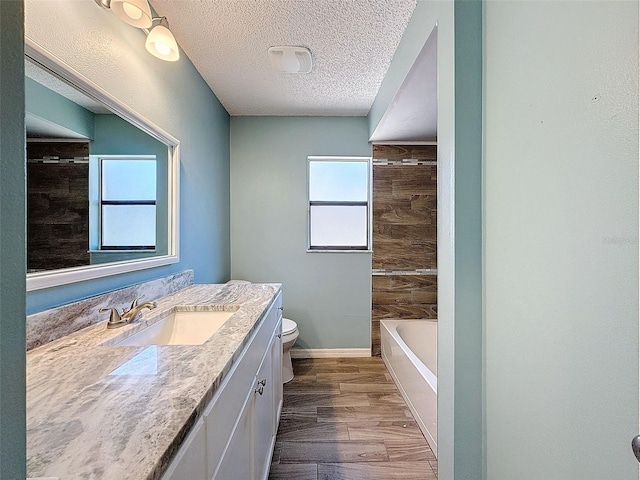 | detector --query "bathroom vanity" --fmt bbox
[161,288,283,480]
[26,283,282,480]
